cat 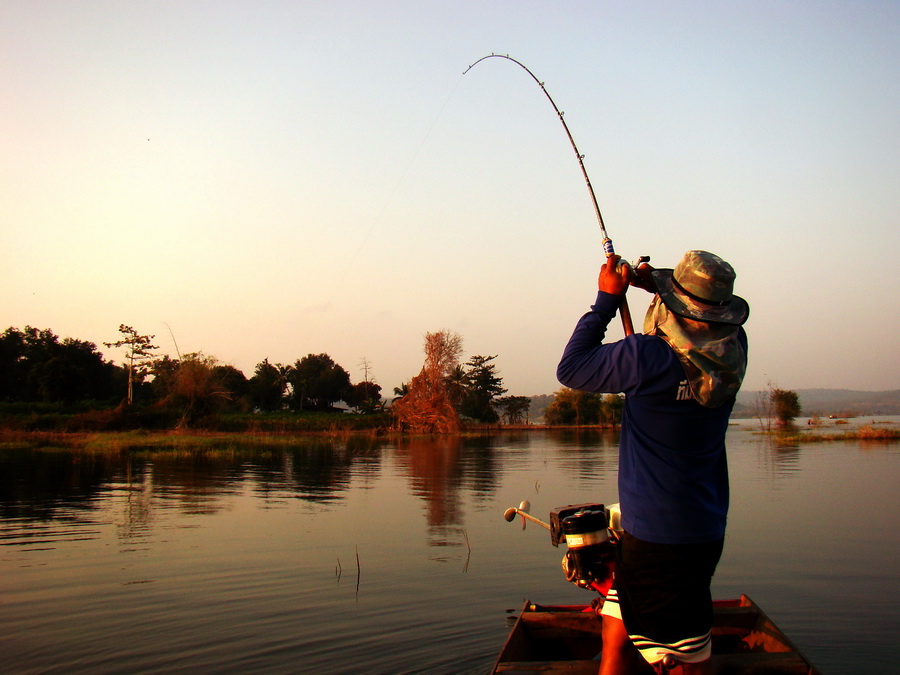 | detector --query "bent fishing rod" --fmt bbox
[463,54,635,335]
